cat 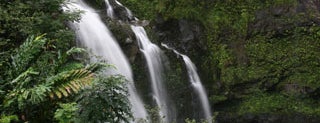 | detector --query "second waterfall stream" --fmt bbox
[105,0,176,122]
[162,44,213,122]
